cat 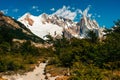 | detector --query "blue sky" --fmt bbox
[0,0,120,28]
